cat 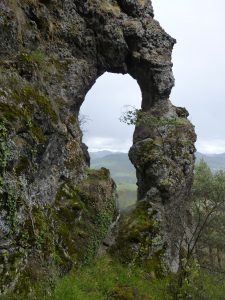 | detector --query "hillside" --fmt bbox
[90,152,136,209]
[90,152,136,184]
[90,150,225,209]
[91,151,225,178]
[196,152,225,171]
